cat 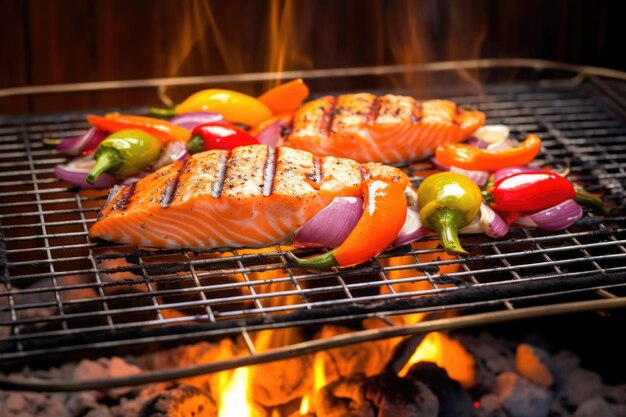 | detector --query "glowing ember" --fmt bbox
[399,331,476,388]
